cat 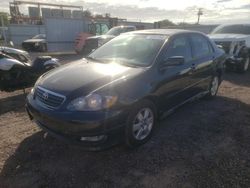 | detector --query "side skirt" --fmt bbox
[160,91,209,120]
